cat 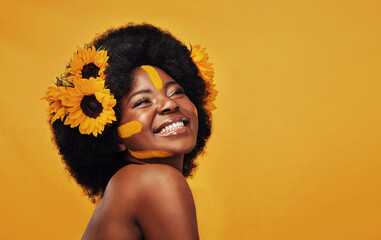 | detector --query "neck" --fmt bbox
[123,152,184,172]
